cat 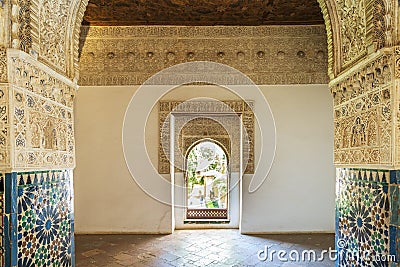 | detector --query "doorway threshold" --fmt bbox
[184,220,231,224]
